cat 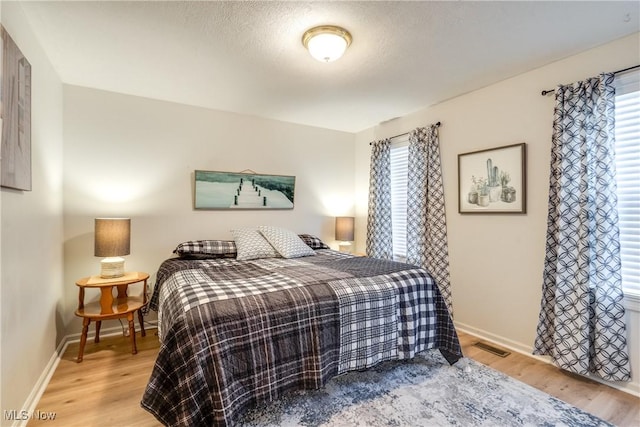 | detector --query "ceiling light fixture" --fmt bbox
[302,25,352,63]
